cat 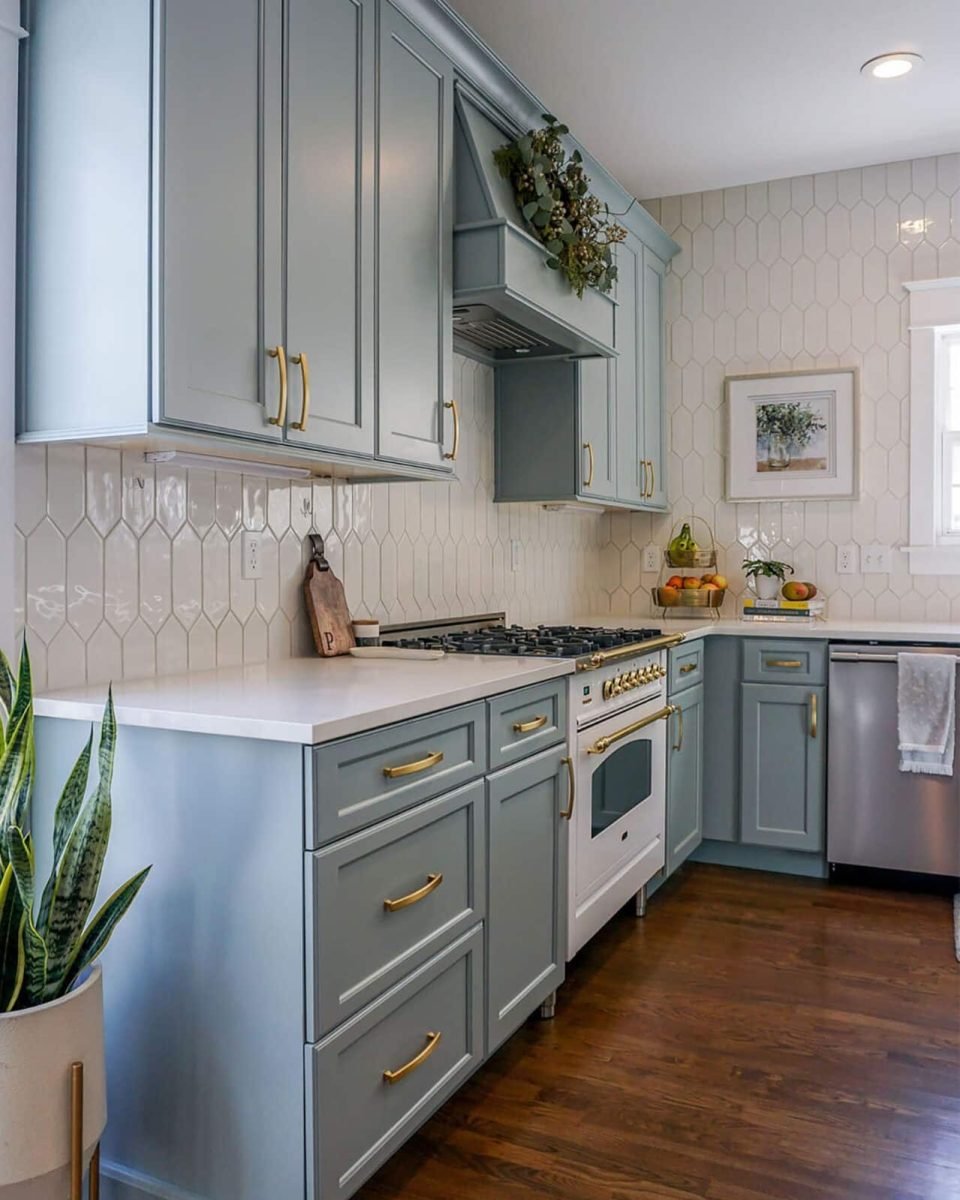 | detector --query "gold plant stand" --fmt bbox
[71,1062,101,1200]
